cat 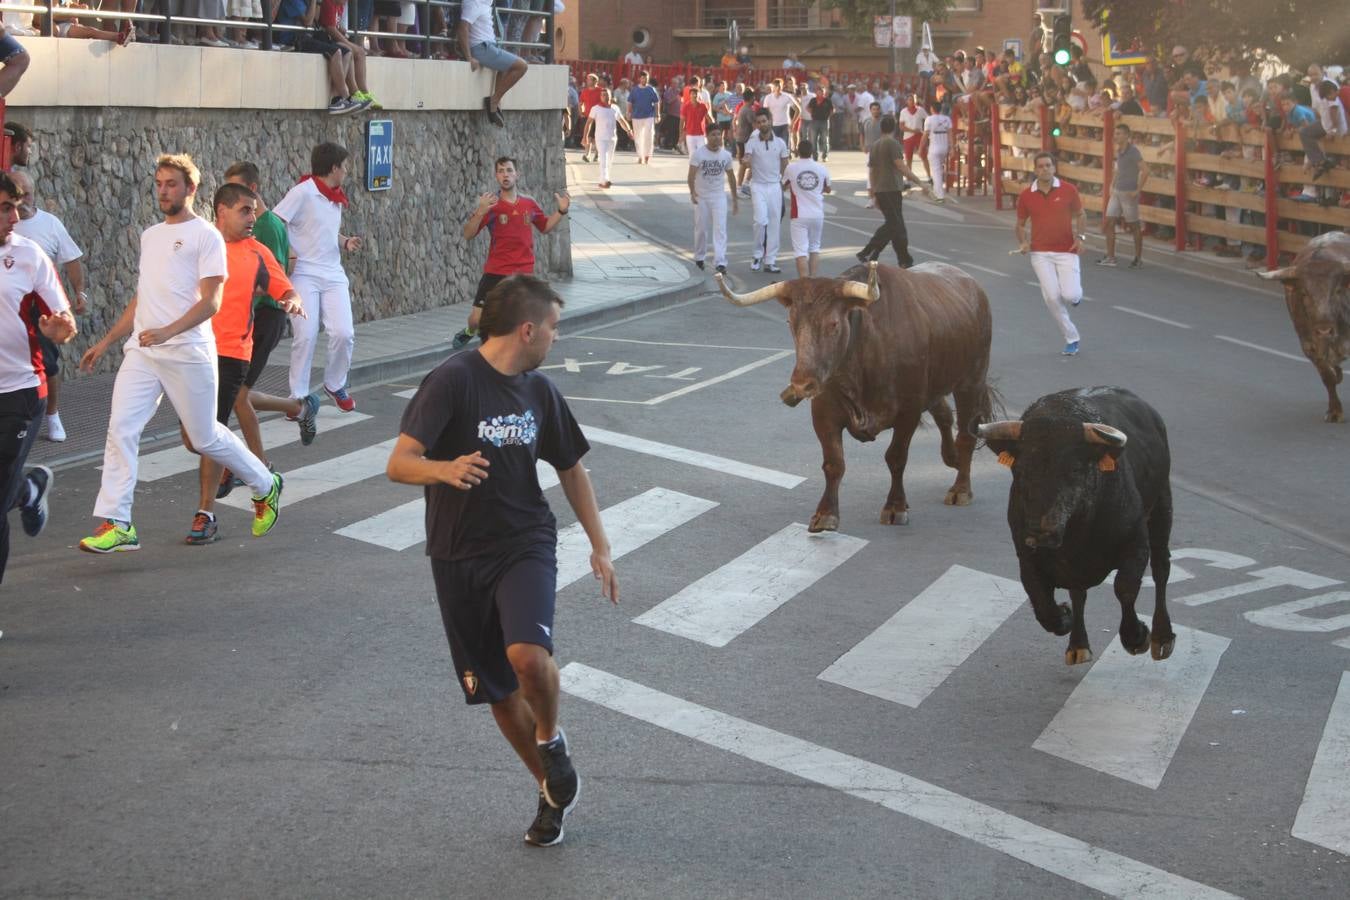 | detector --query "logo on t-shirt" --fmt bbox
[477,410,539,447]
[173,240,183,252]
[498,214,509,225]
[795,171,821,191]
[2,256,12,270]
